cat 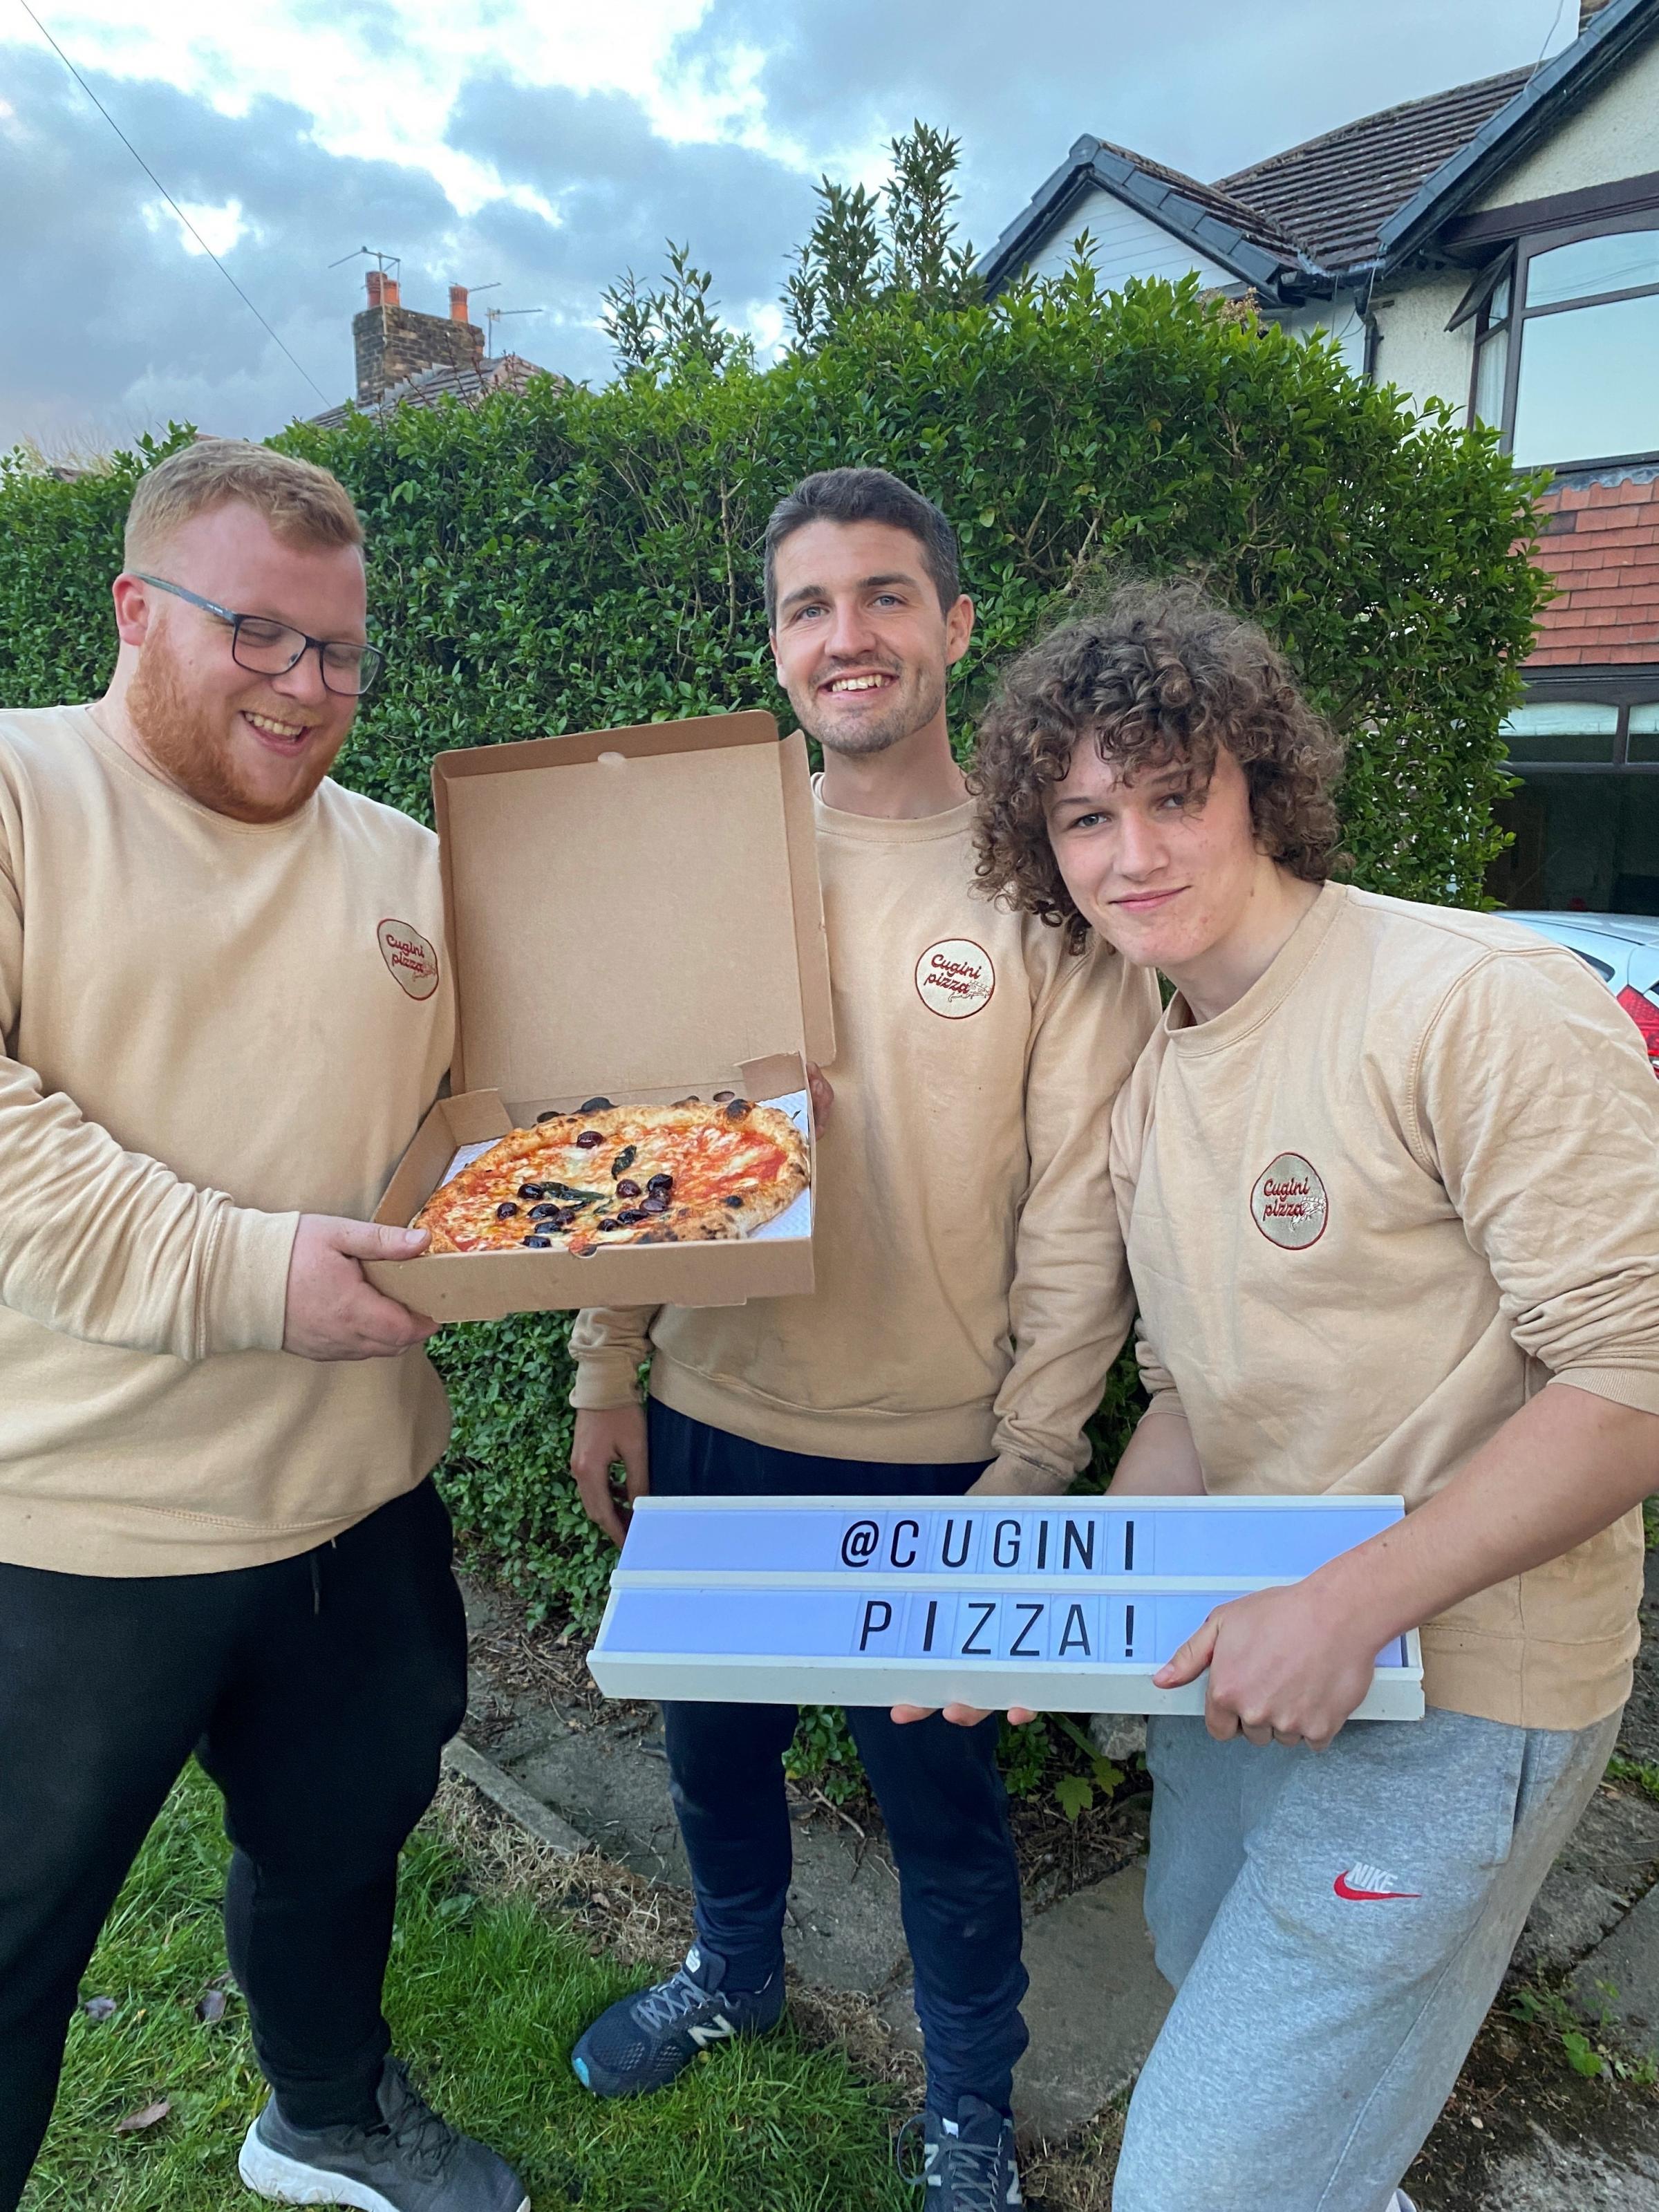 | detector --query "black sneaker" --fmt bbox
[570,1942,784,2098]
[237,2056,528,2211]
[897,2095,1022,2210]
